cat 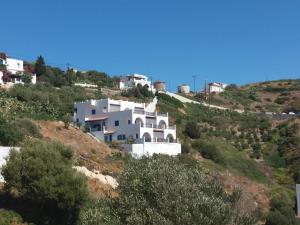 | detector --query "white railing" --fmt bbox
[135,137,179,144]
[139,123,176,130]
[133,110,168,117]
